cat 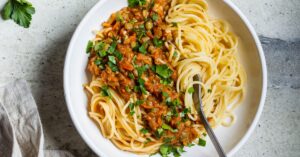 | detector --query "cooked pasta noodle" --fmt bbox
[84,0,246,155]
